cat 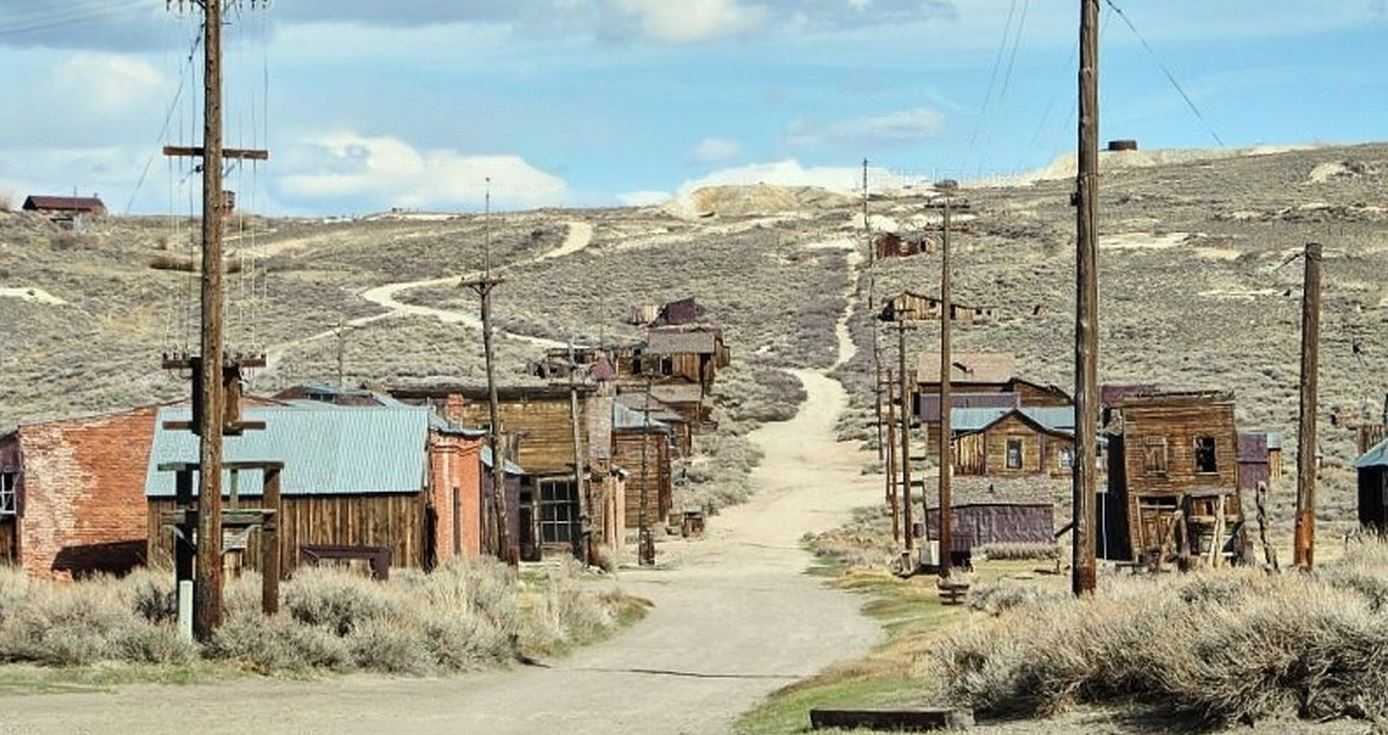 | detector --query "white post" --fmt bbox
[177,580,194,641]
